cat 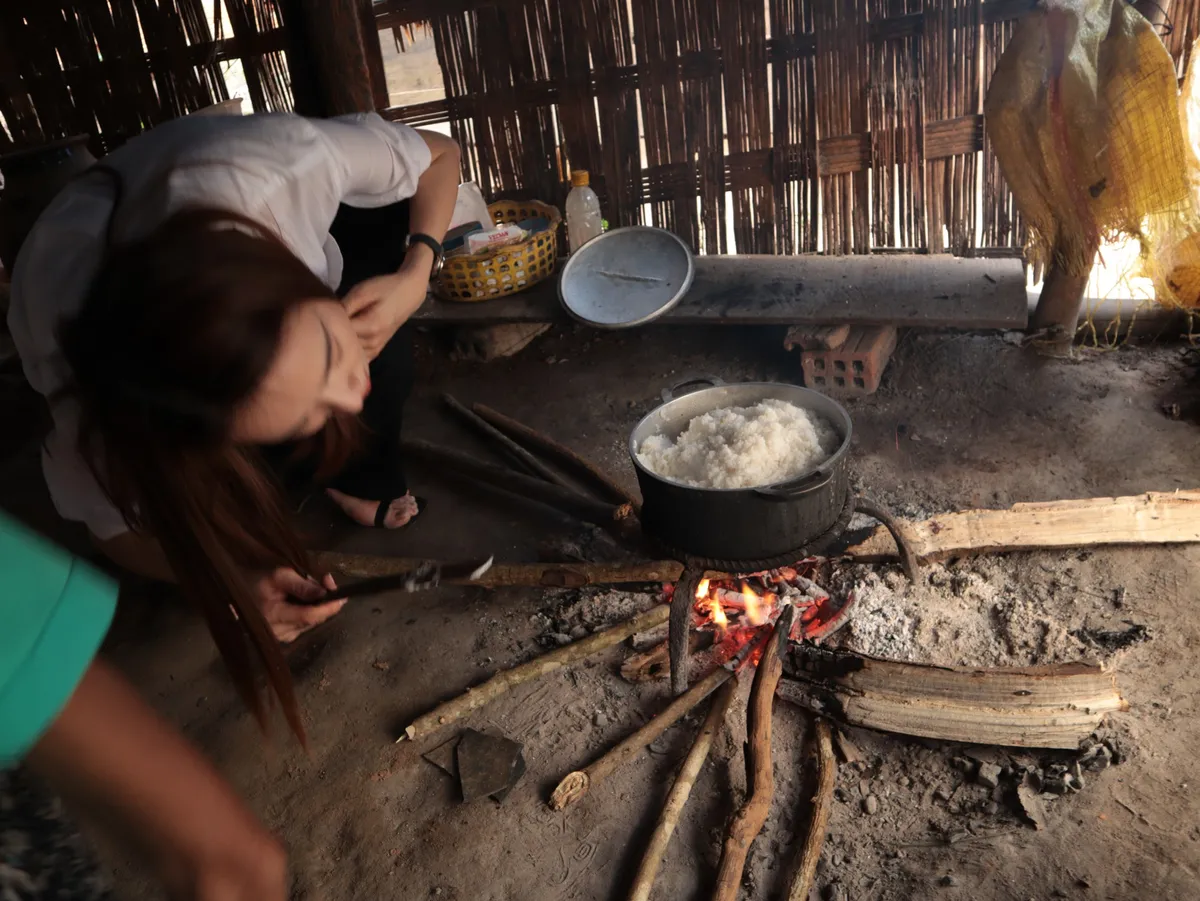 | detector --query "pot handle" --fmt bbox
[661,375,726,404]
[753,468,833,500]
